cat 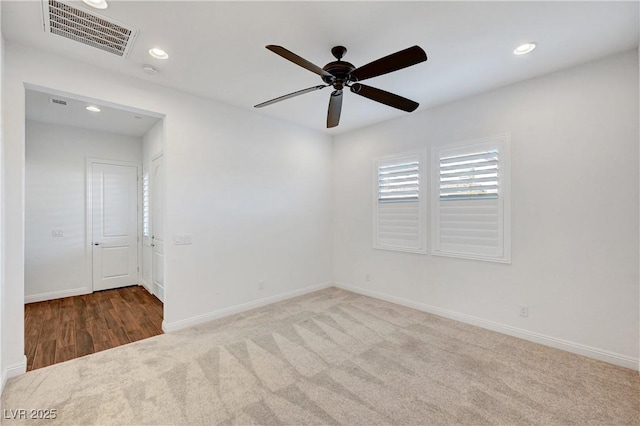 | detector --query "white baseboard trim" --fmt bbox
[139,278,152,294]
[162,282,332,333]
[1,356,27,395]
[335,282,639,371]
[24,287,91,304]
